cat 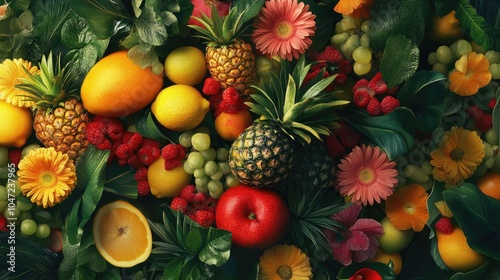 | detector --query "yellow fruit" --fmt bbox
[378,217,414,253]
[214,110,254,142]
[429,10,464,44]
[434,200,454,217]
[436,227,487,272]
[476,172,500,199]
[151,85,210,131]
[81,50,164,118]
[147,157,192,198]
[0,99,33,148]
[164,46,207,85]
[93,200,152,268]
[370,248,403,275]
